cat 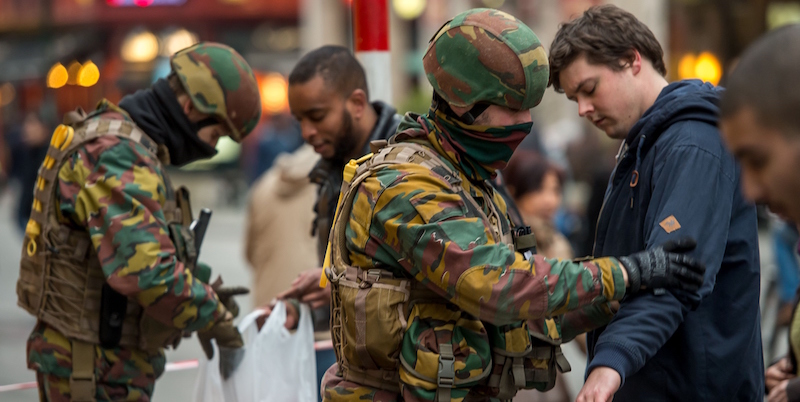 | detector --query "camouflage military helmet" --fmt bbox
[170,42,261,142]
[423,8,549,111]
